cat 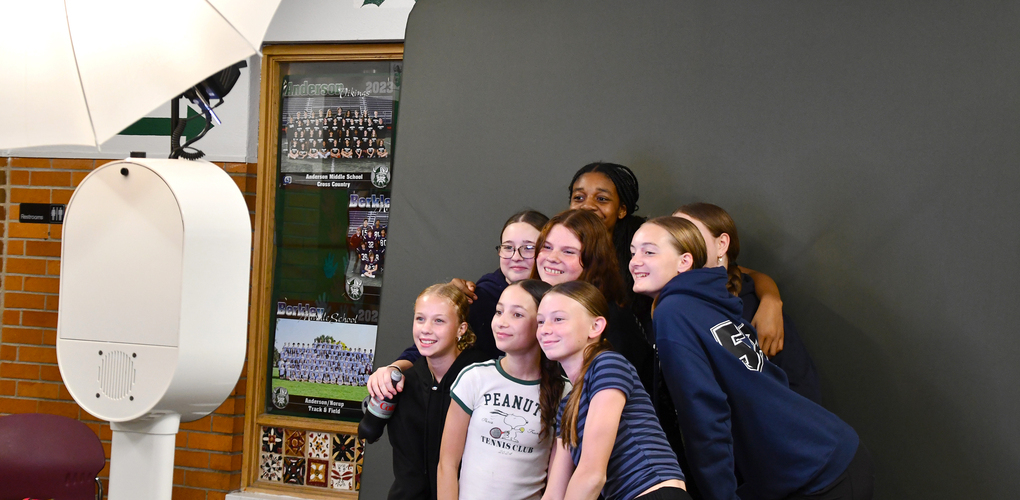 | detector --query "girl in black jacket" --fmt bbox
[386,283,489,500]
